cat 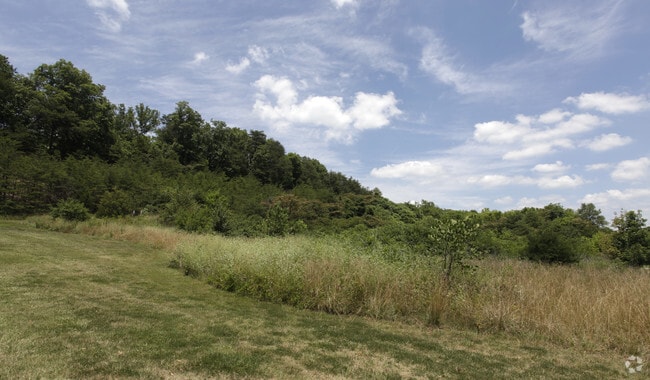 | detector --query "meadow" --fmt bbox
[1,217,646,378]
